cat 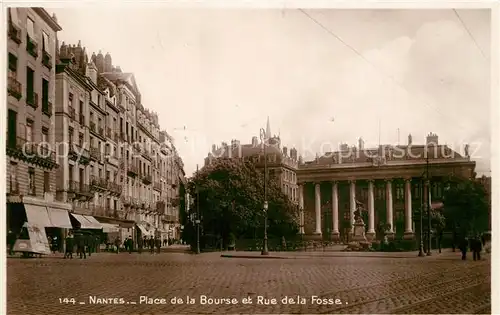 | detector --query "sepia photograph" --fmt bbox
[4,2,494,314]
